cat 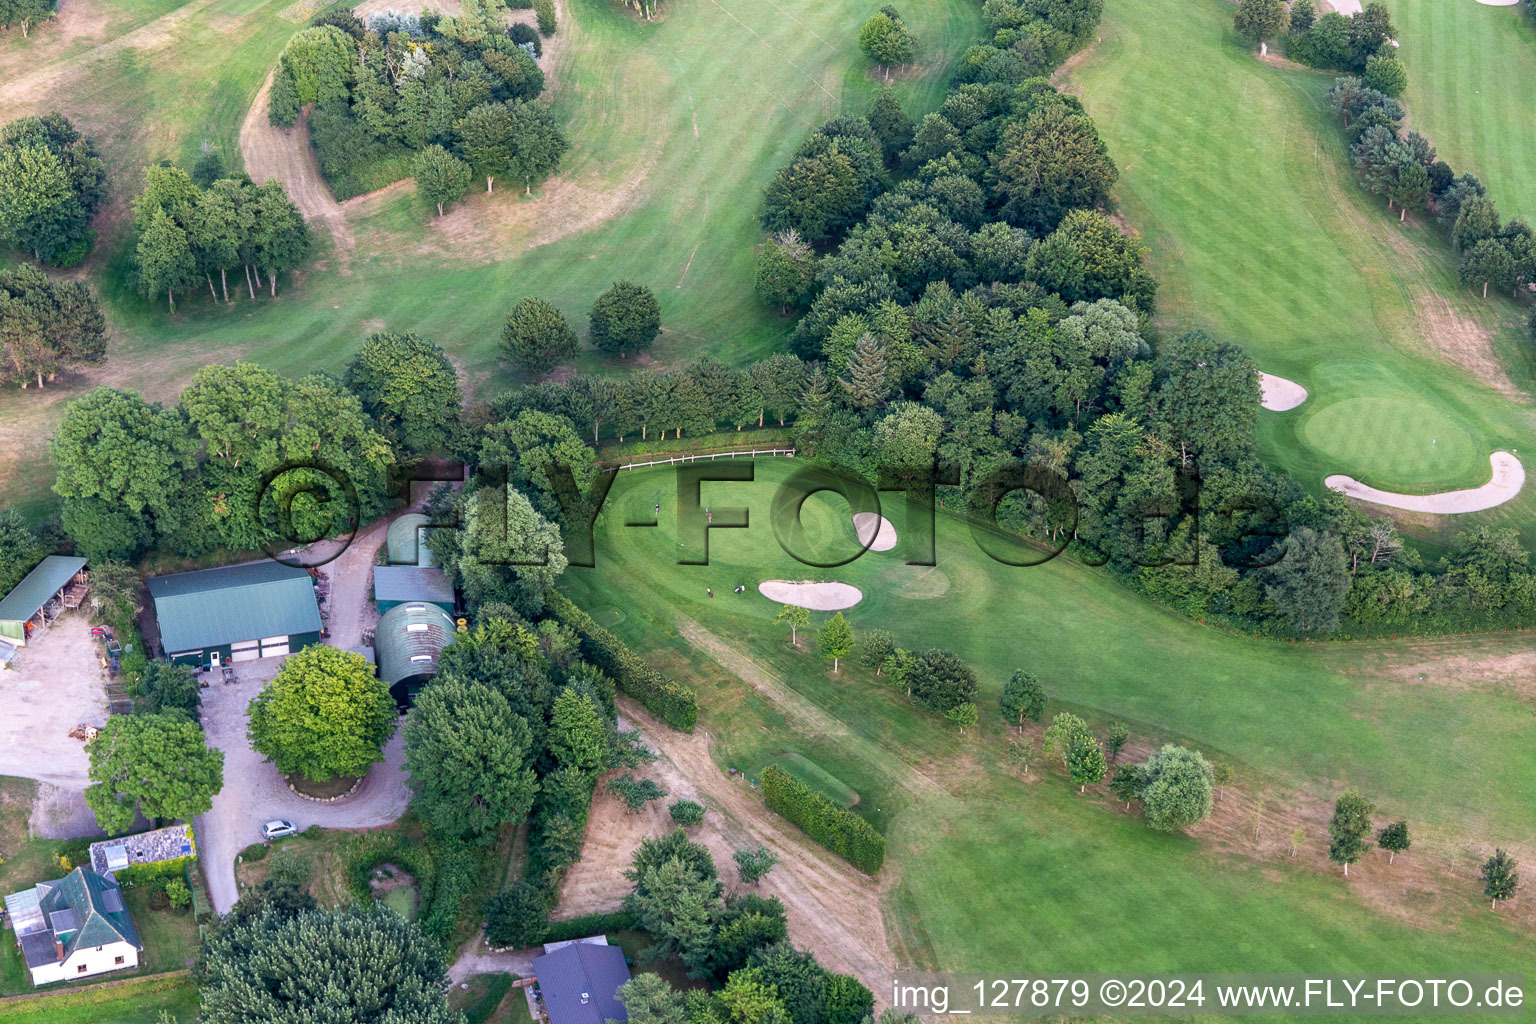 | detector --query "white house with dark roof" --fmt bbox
[3,867,142,986]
